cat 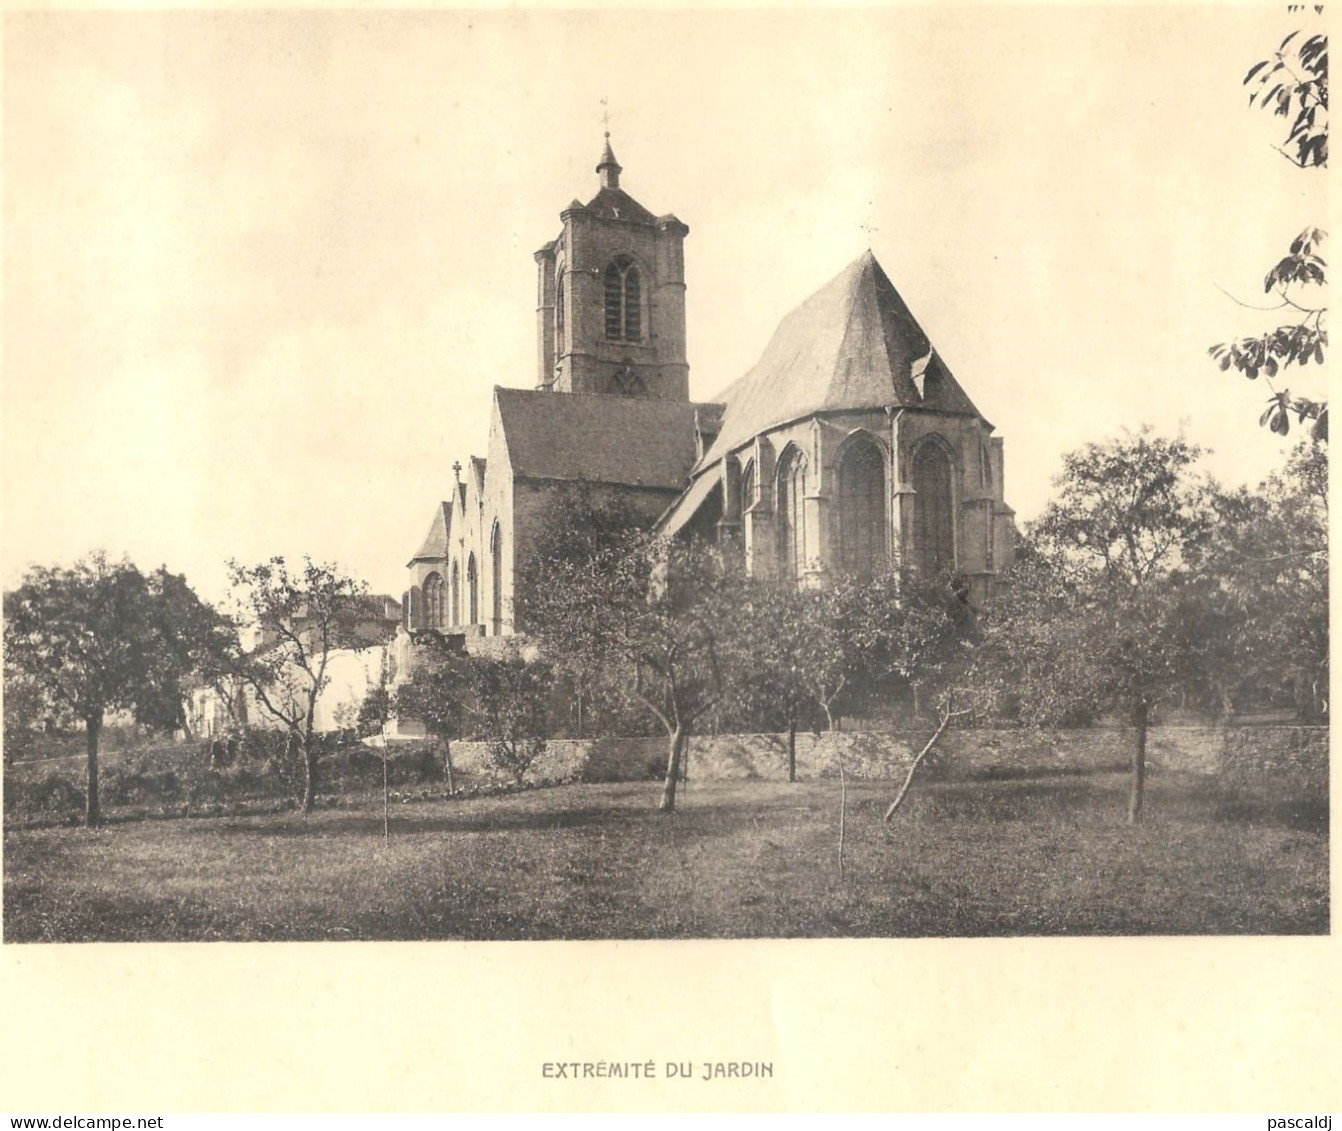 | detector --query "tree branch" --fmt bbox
[1216,283,1289,312]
